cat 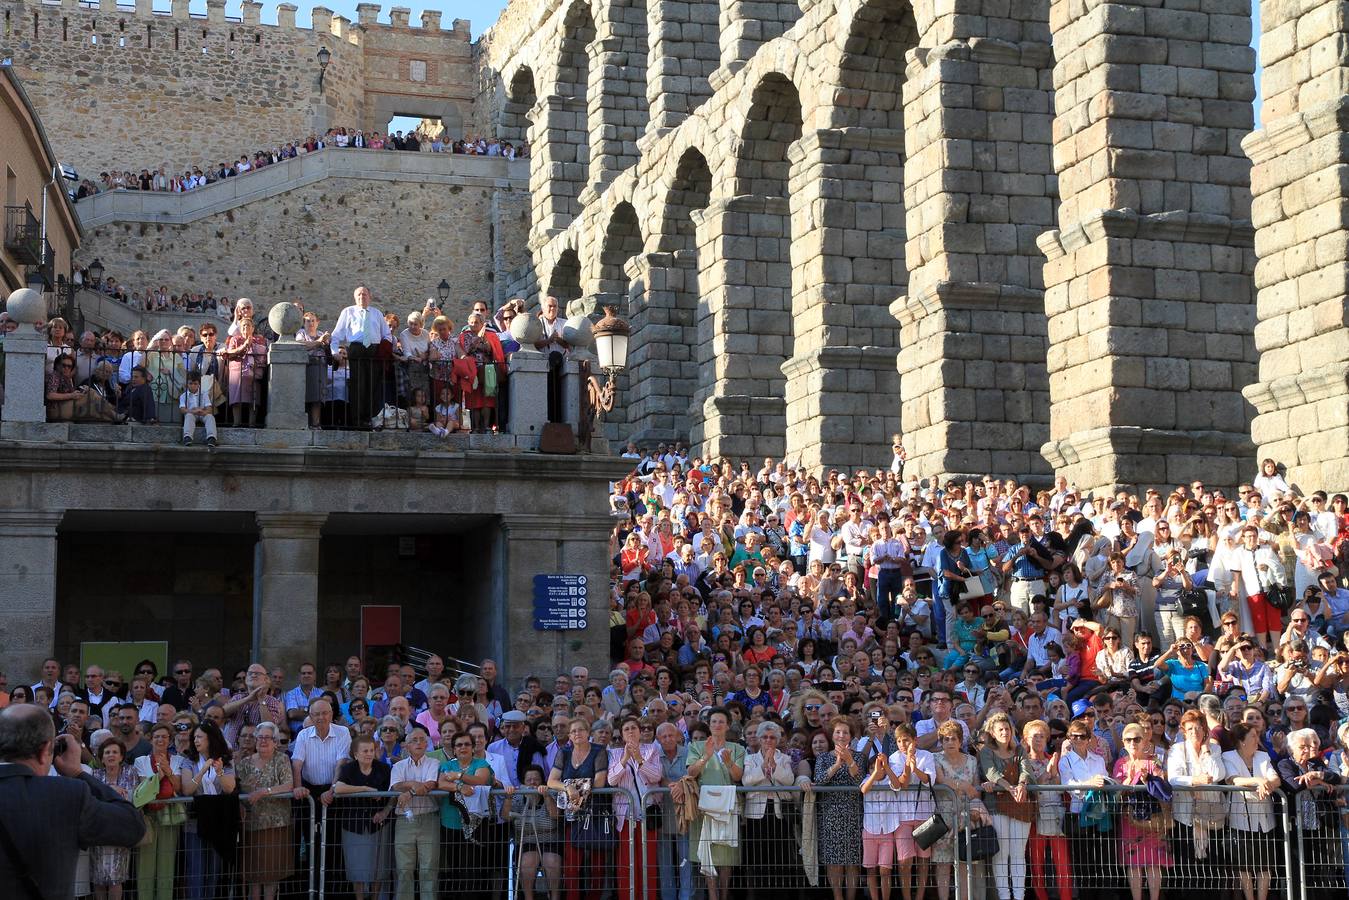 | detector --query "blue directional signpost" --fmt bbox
[533,574,589,630]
